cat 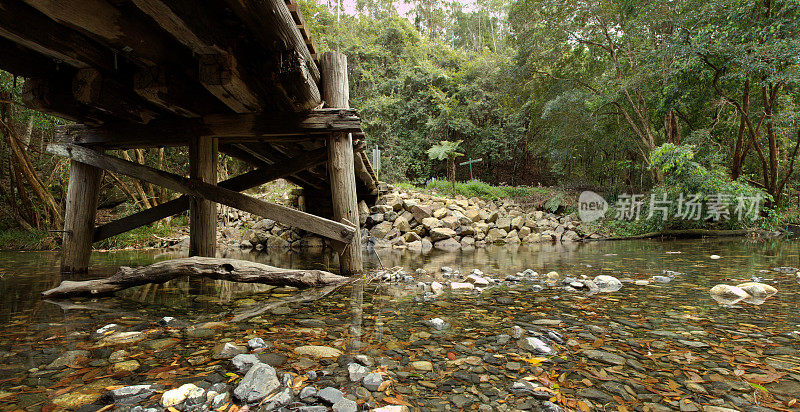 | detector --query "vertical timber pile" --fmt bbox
[321,52,363,275]
[189,137,218,257]
[61,159,103,274]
